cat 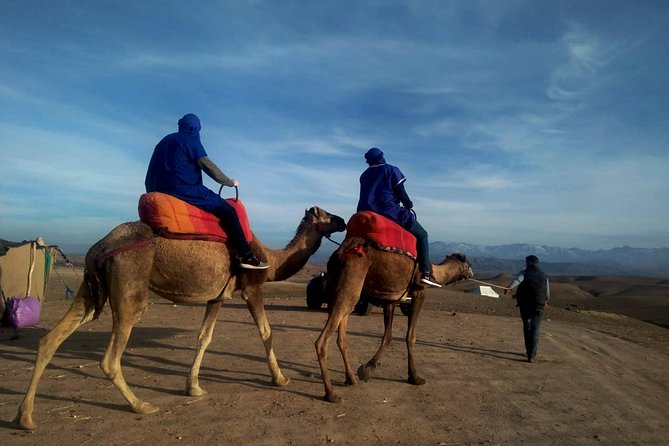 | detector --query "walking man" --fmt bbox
[505,255,550,362]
